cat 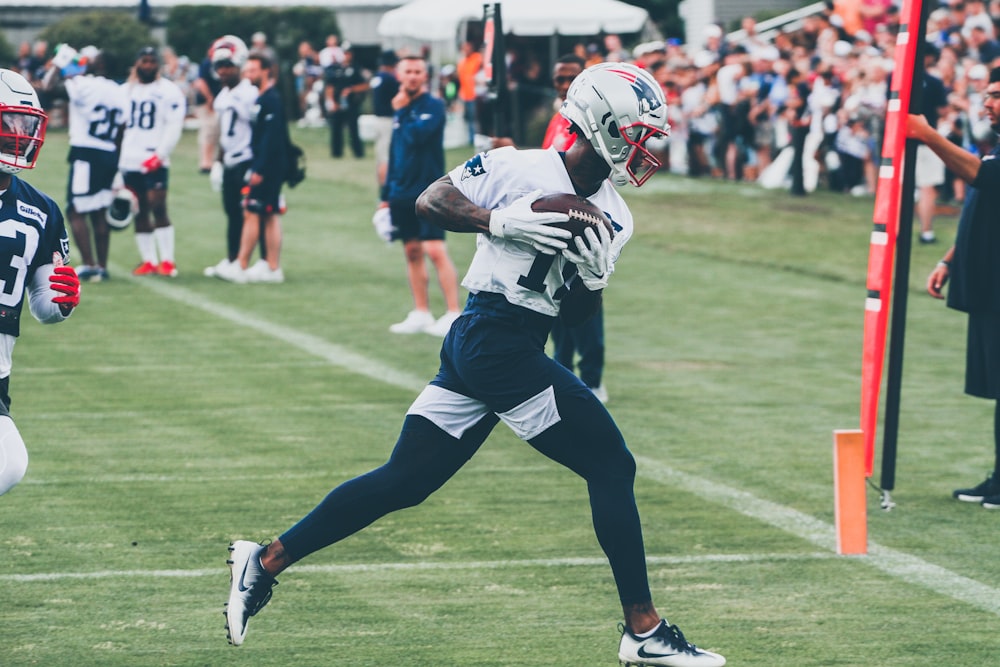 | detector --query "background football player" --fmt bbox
[119,46,186,277]
[42,45,128,282]
[0,69,81,495]
[225,63,726,666]
[213,53,287,284]
[203,35,267,279]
